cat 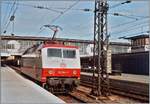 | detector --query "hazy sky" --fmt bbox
[1,0,150,41]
